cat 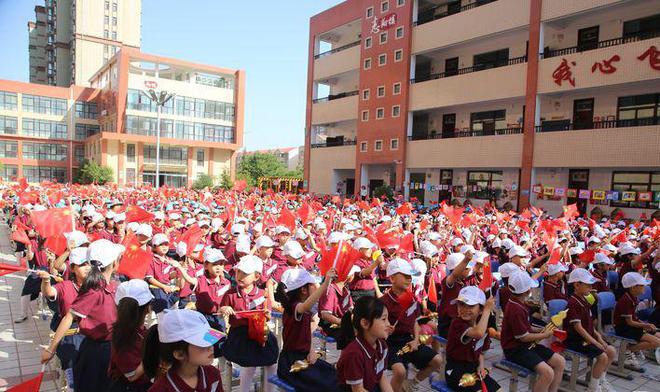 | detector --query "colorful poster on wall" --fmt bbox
[591,190,606,200]
[566,188,577,198]
[655,192,660,202]
[621,191,636,202]
[638,192,652,202]
[532,185,542,194]
[543,186,555,196]
[578,189,591,199]
[606,191,619,201]
[554,188,566,197]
